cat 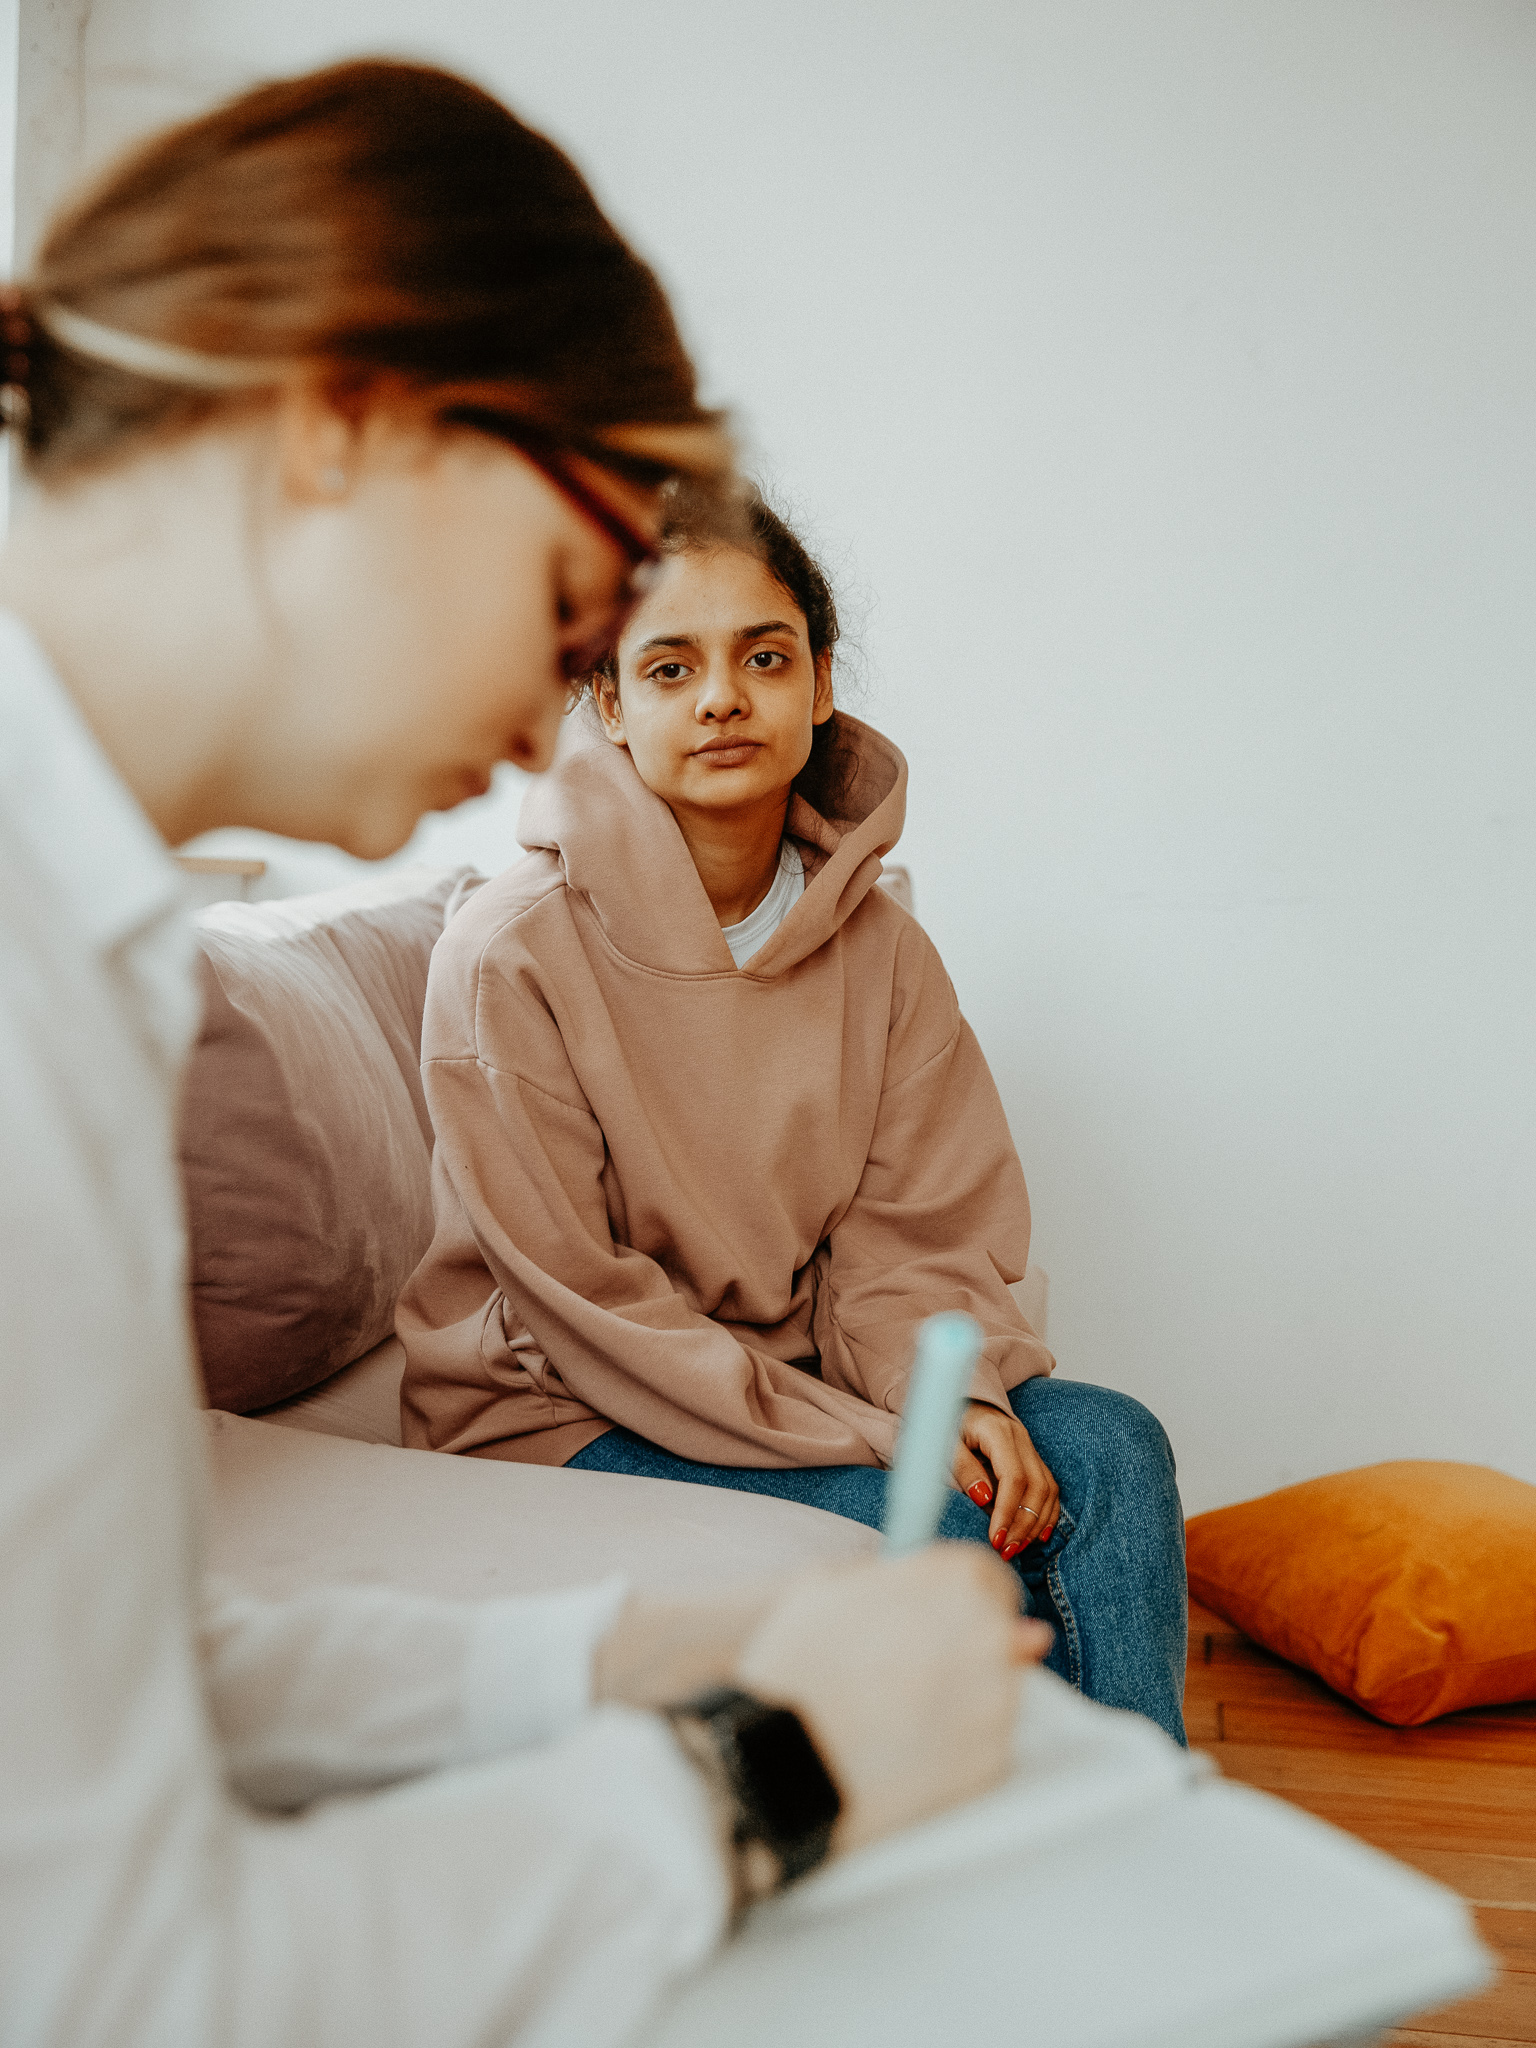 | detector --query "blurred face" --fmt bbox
[259,409,661,856]
[596,546,833,822]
